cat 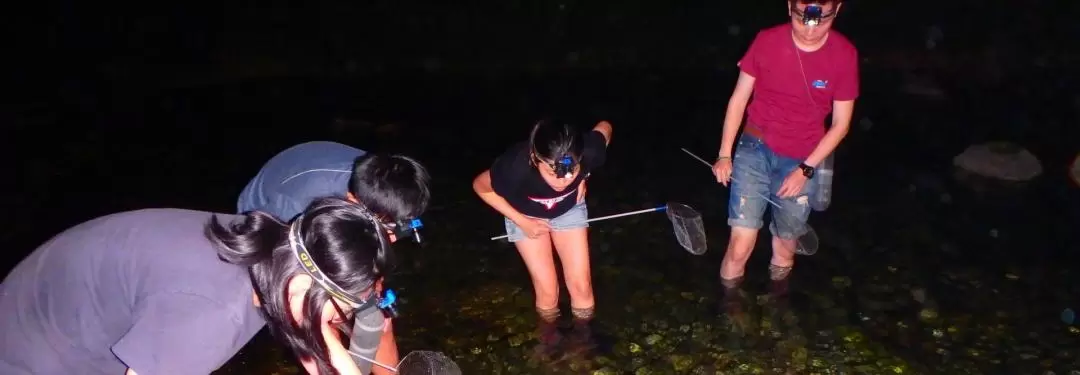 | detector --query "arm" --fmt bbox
[370,320,399,375]
[592,121,613,145]
[804,46,859,167]
[473,170,528,224]
[718,71,757,158]
[803,100,854,167]
[320,320,365,375]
